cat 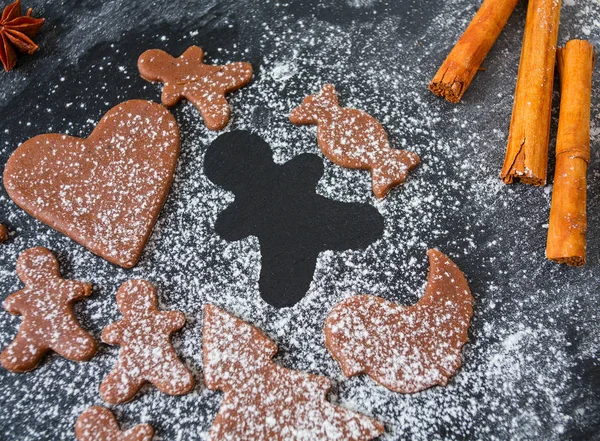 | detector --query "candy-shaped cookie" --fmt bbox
[3,100,180,268]
[290,84,420,198]
[75,406,154,441]
[138,46,253,130]
[203,304,384,441]
[324,249,474,393]
[100,280,194,404]
[0,247,97,372]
